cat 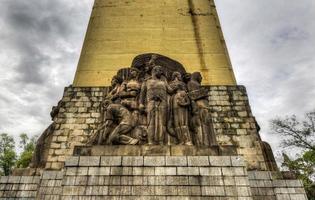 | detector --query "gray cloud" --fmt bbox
[0,0,314,157]
[215,0,315,154]
[0,0,93,137]
[1,0,88,85]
